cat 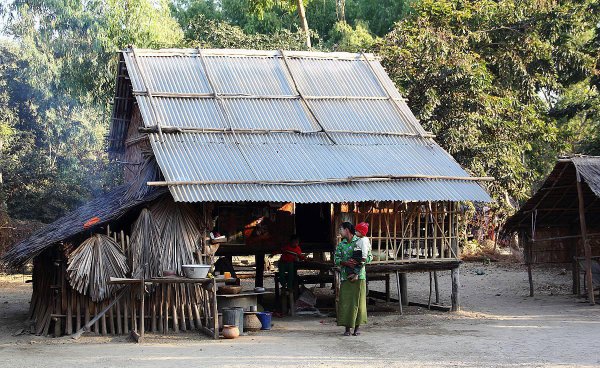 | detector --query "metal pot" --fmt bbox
[181,264,210,278]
